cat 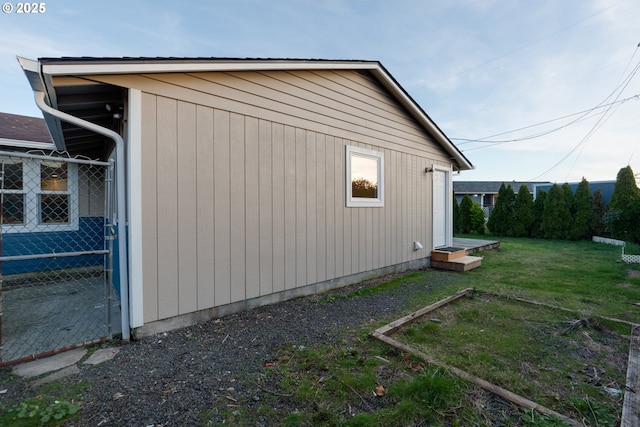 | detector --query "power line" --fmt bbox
[531,51,640,180]
[451,93,640,148]
[453,46,640,158]
[563,44,640,180]
[627,137,640,165]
